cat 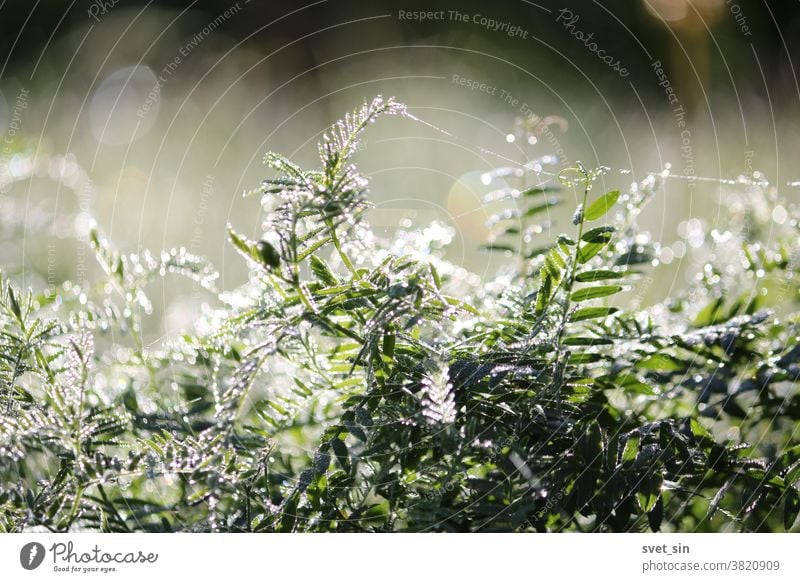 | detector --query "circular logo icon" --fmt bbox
[20,542,46,570]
